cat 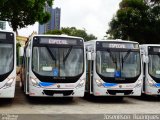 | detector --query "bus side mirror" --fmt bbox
[19,47,24,57]
[26,48,30,57]
[143,55,149,63]
[87,52,92,60]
